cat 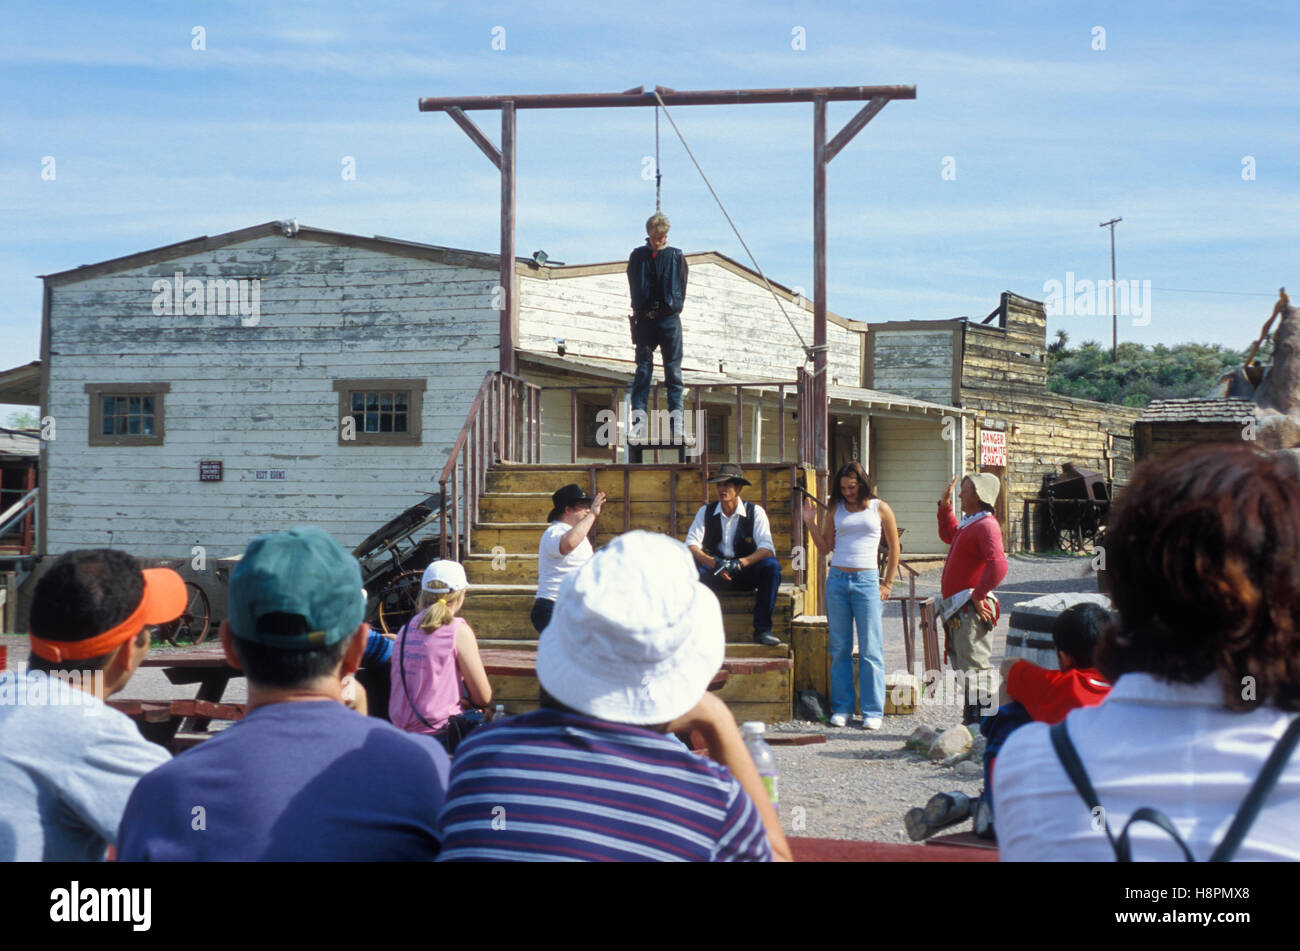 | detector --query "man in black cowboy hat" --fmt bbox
[685,464,782,646]
[533,483,606,634]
